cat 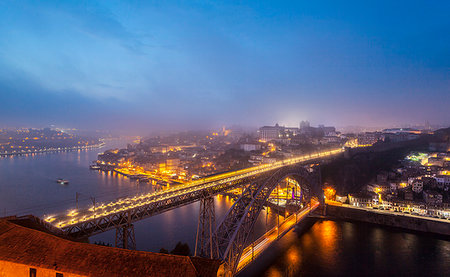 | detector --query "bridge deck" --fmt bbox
[44,149,342,237]
[237,201,319,272]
